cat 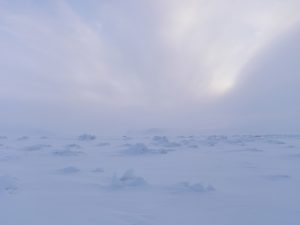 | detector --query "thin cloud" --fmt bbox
[0,0,299,133]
